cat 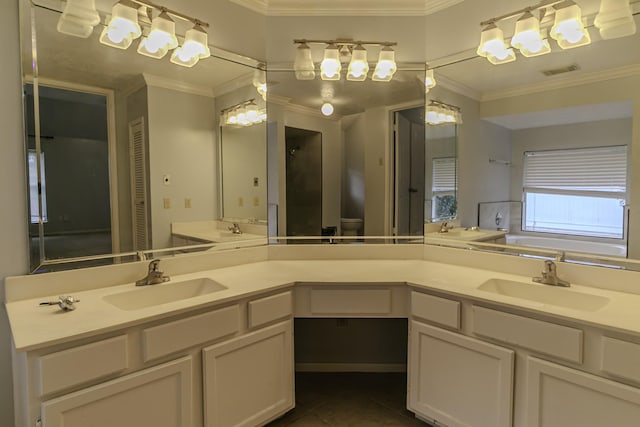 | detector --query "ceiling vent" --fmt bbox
[541,64,580,76]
